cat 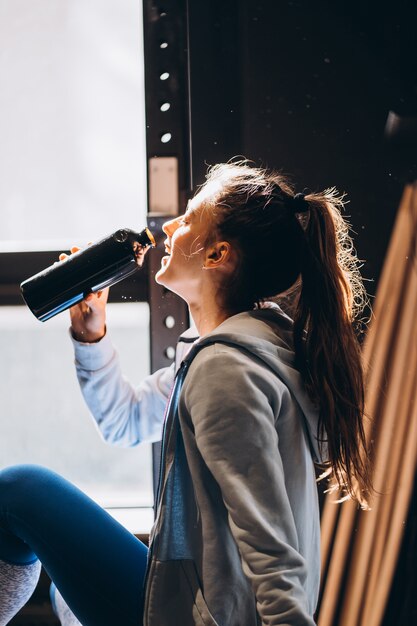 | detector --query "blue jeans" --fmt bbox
[0,464,148,626]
